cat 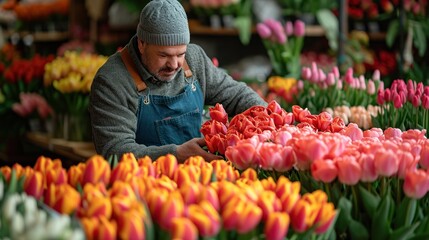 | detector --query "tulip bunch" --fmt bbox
[8,0,70,21]
[0,170,84,239]
[256,18,305,79]
[0,150,338,240]
[190,0,241,17]
[324,105,381,130]
[43,50,107,141]
[297,62,383,113]
[202,101,429,239]
[266,75,299,106]
[373,79,429,137]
